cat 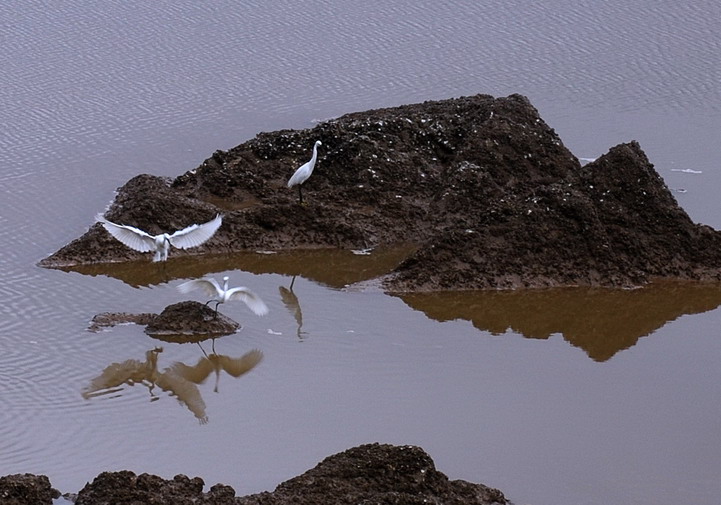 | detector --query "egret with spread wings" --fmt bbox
[177,276,269,315]
[96,213,222,262]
